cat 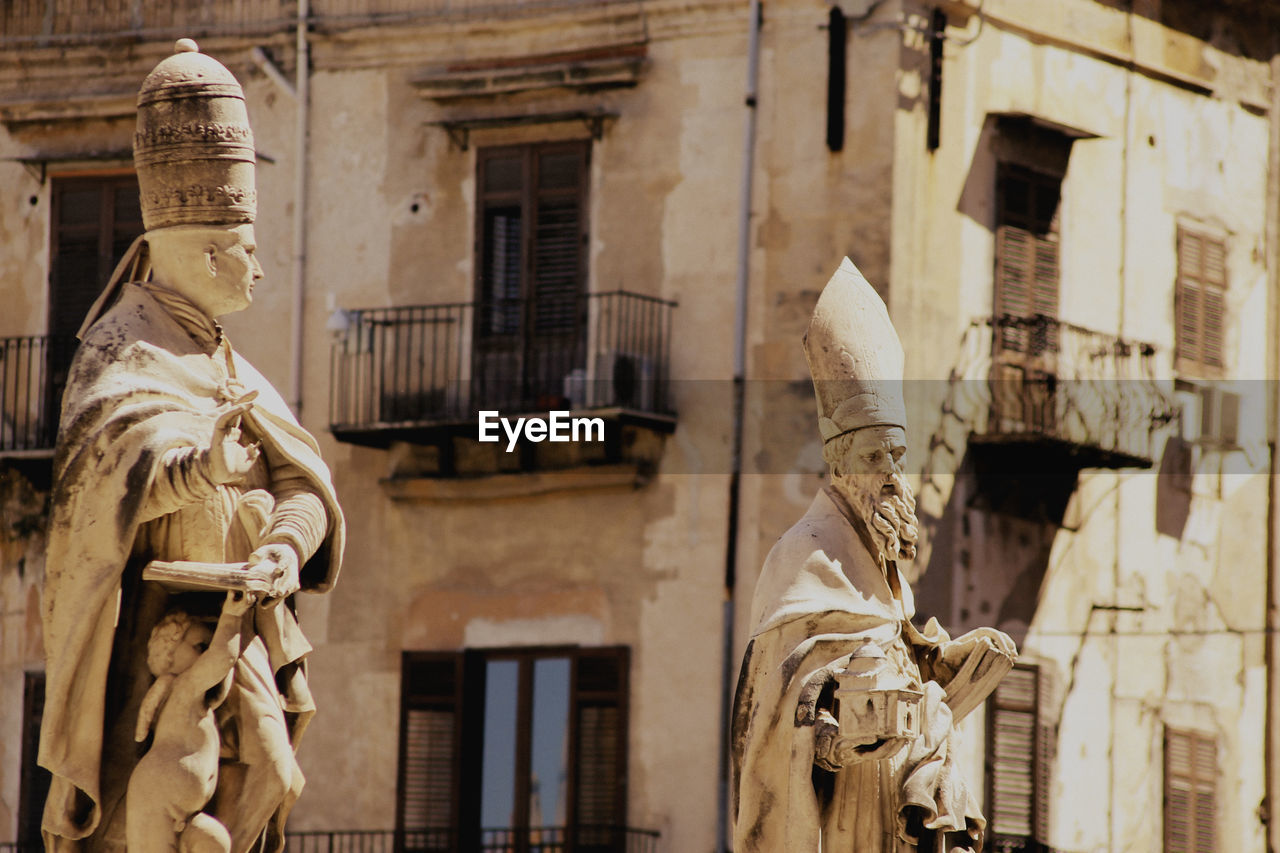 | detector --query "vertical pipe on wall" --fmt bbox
[290,0,311,417]
[1263,47,1280,853]
[717,2,762,851]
